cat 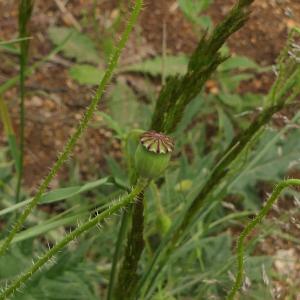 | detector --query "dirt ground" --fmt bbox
[0,0,300,298]
[0,0,299,186]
